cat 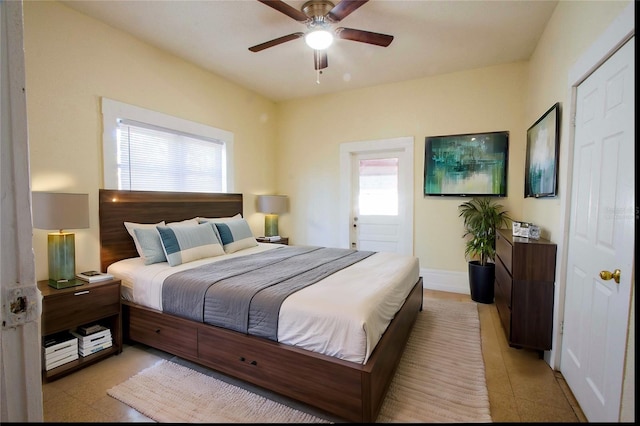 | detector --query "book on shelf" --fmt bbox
[43,331,78,370]
[72,331,111,349]
[259,236,281,242]
[76,323,106,336]
[75,270,114,283]
[79,340,113,357]
[43,331,77,355]
[45,352,78,371]
[73,324,110,338]
[44,344,77,365]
